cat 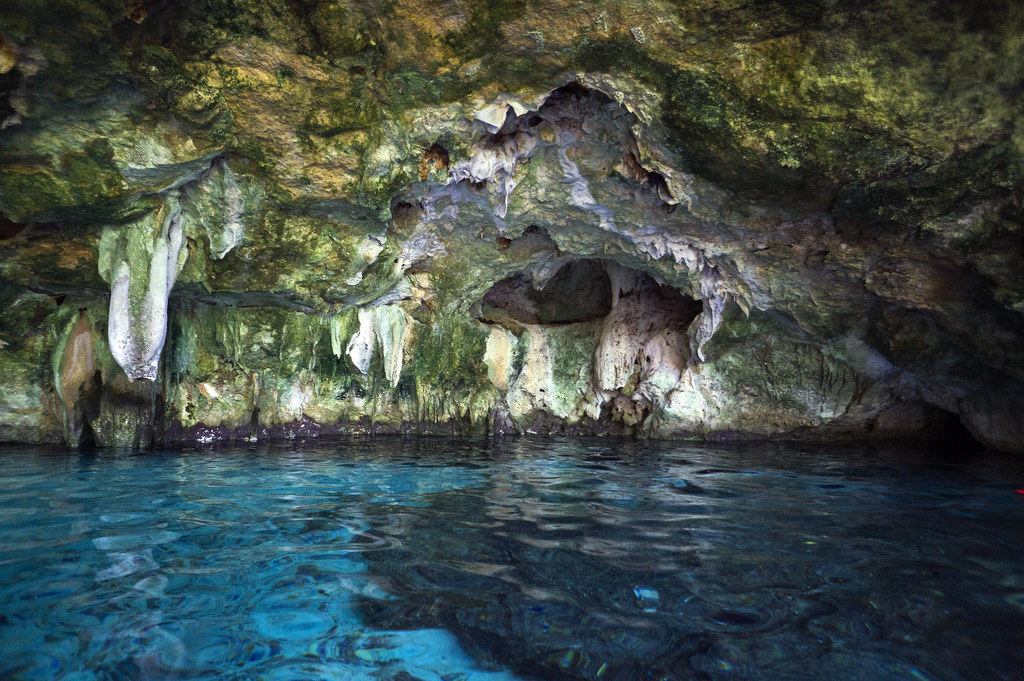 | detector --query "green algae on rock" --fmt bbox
[0,0,1022,452]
